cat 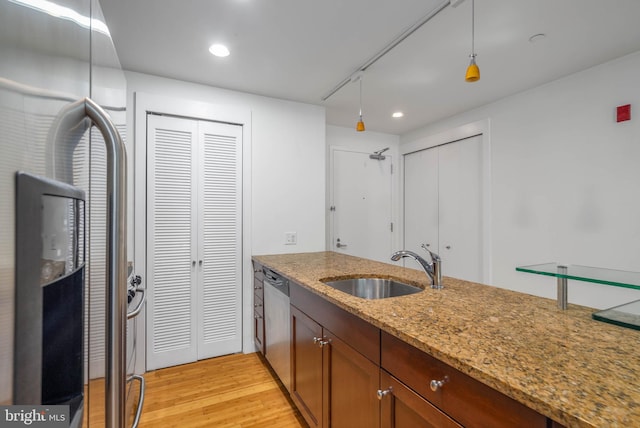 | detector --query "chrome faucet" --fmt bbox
[391,244,442,289]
